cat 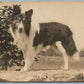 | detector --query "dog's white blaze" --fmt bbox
[18,22,24,30]
[56,41,69,70]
